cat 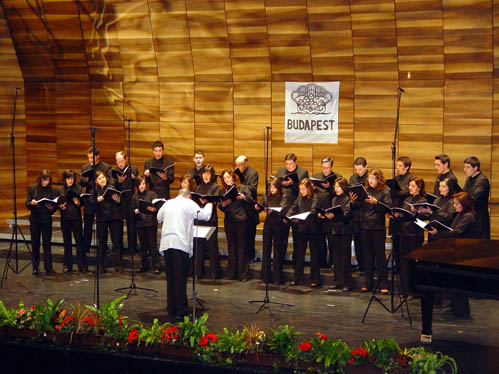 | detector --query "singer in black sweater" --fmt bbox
[132,175,160,273]
[26,169,58,275]
[58,170,87,273]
